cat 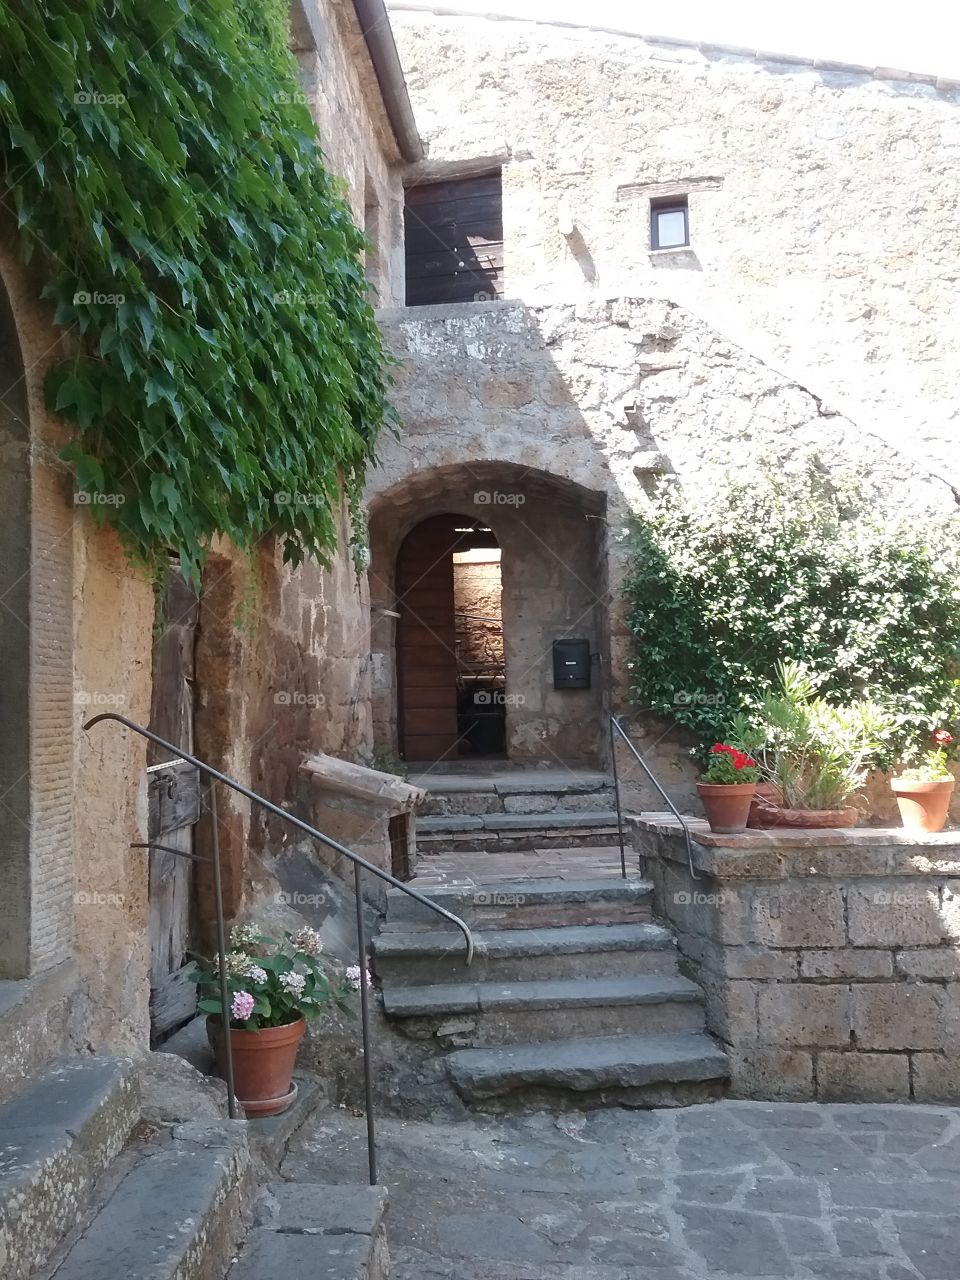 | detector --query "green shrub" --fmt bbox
[623,468,960,763]
[0,0,391,583]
